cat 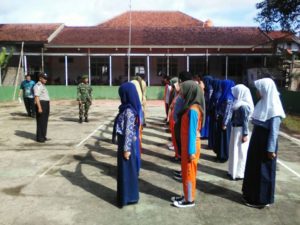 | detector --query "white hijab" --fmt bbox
[231,84,254,118]
[252,78,286,122]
